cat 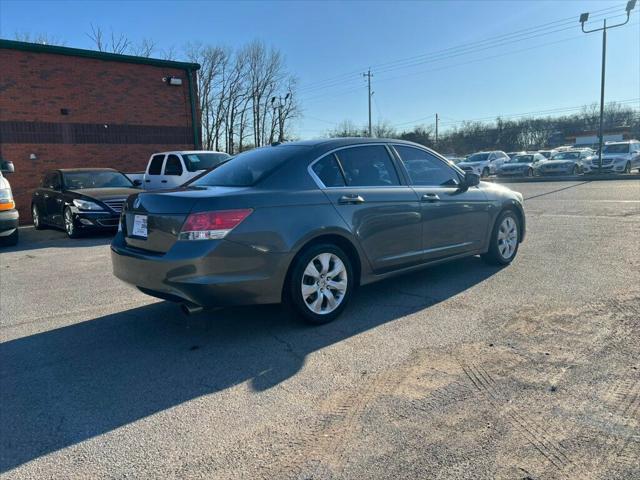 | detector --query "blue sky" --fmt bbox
[1,0,638,138]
